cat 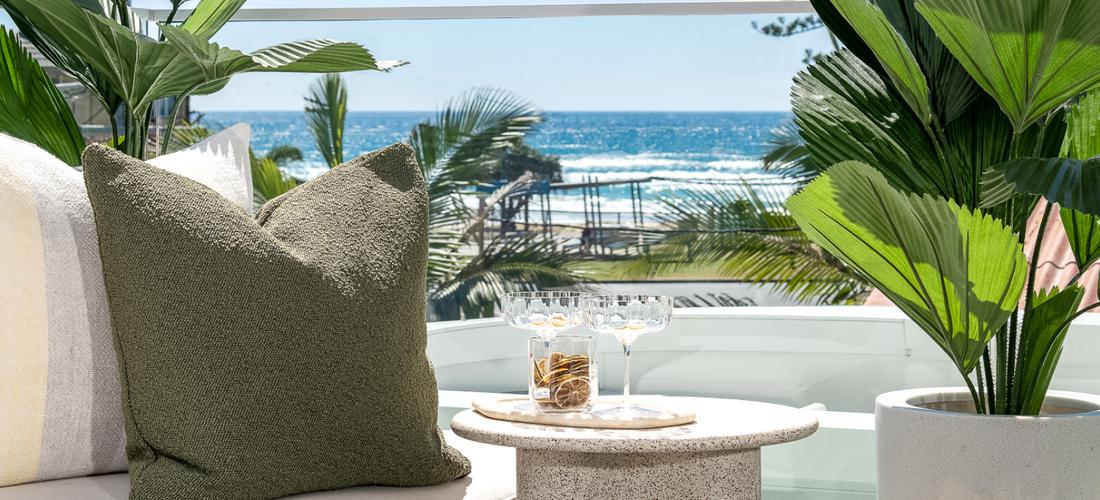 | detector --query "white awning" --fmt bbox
[131,0,814,22]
